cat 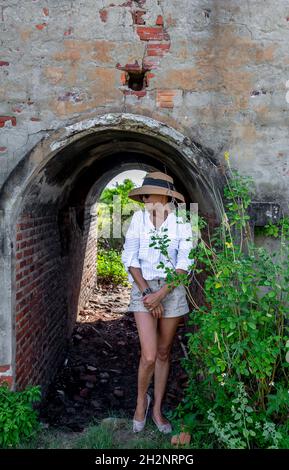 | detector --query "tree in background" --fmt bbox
[98,178,143,251]
[97,178,143,284]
